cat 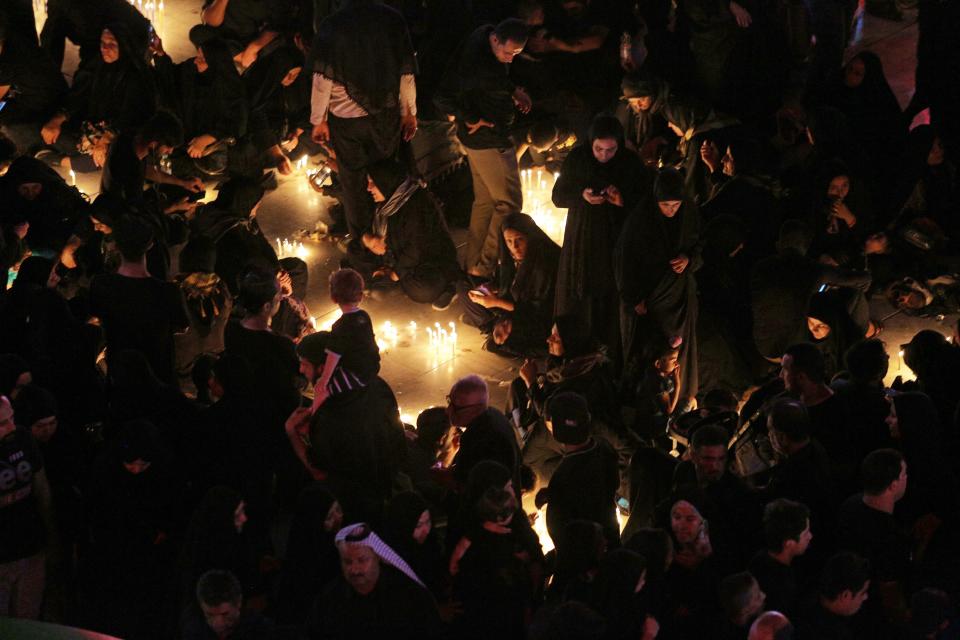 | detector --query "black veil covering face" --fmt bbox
[309,0,417,114]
